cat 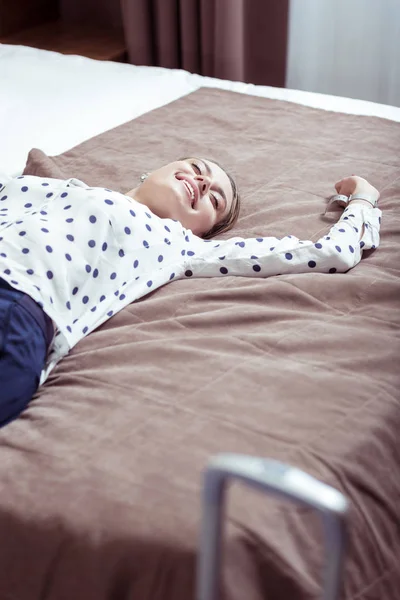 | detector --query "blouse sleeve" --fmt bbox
[183,204,381,279]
